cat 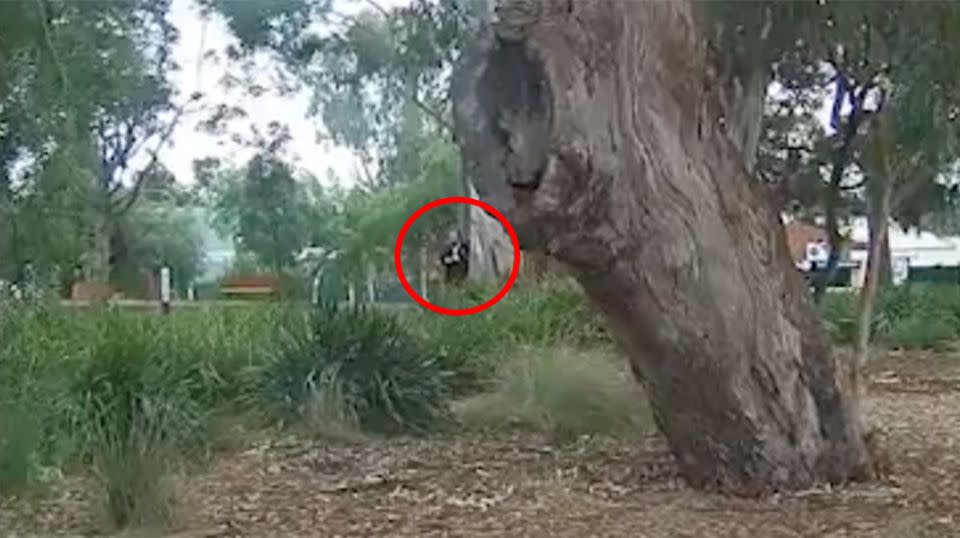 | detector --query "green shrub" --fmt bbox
[410,278,610,394]
[817,291,859,345]
[69,312,205,529]
[817,284,960,350]
[884,312,958,351]
[158,305,291,406]
[258,306,453,435]
[0,399,44,494]
[0,305,84,493]
[456,348,650,442]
